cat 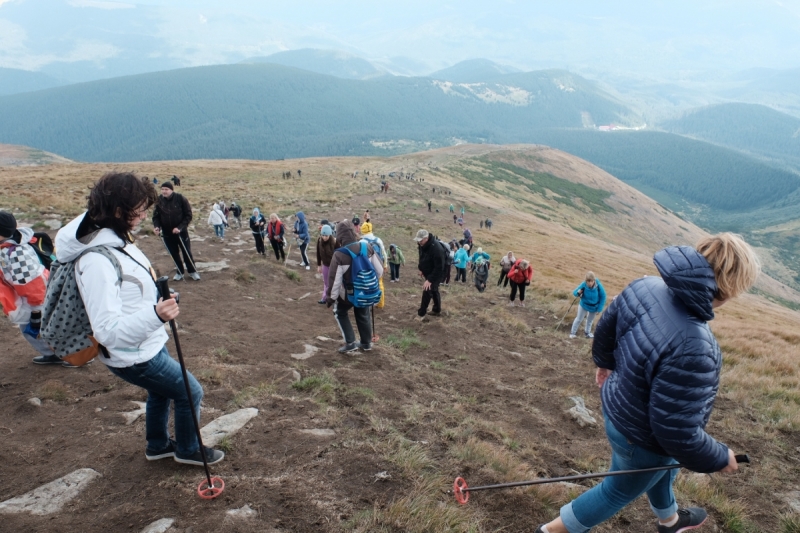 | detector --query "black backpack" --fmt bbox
[437,240,453,270]
[30,232,56,270]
